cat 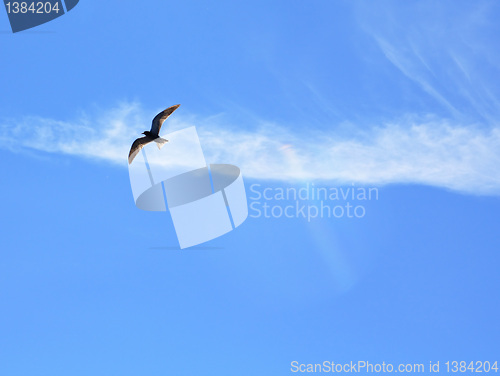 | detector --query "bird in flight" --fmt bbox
[128,104,180,164]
